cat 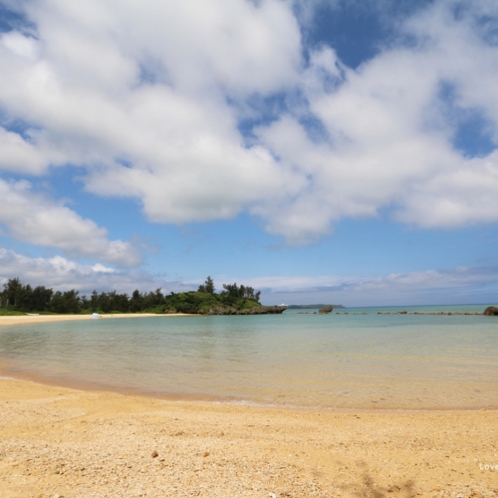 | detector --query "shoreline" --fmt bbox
[2,364,497,415]
[2,351,496,414]
[0,312,194,327]
[1,315,497,495]
[0,377,496,497]
[1,313,497,414]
